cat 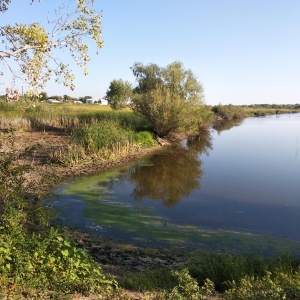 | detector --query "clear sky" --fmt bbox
[1,0,300,105]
